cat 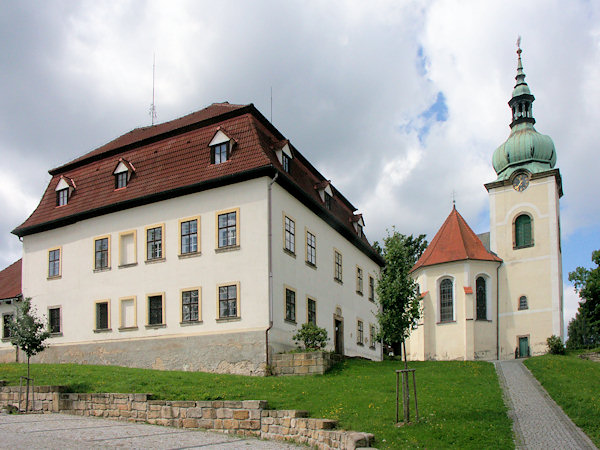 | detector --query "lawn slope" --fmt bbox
[0,359,513,449]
